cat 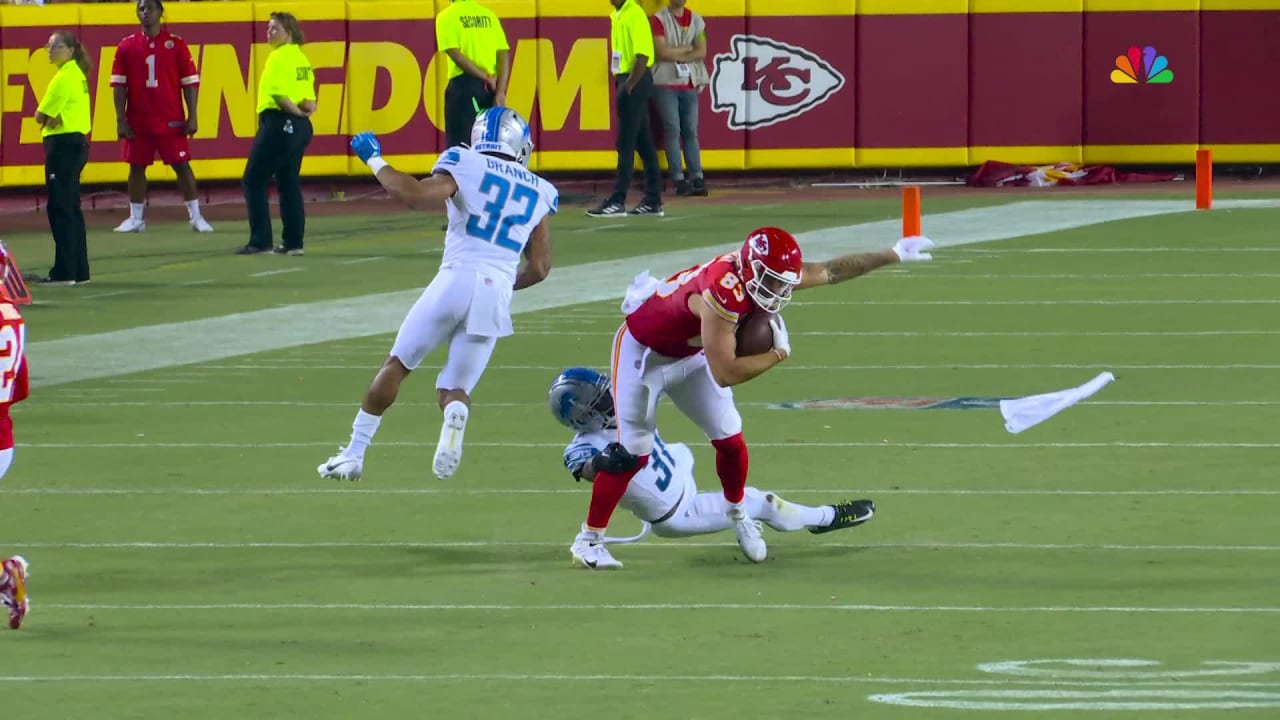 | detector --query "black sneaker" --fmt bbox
[675,179,692,196]
[274,246,305,256]
[809,499,875,534]
[627,201,664,217]
[586,201,626,217]
[234,244,271,255]
[689,177,708,197]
